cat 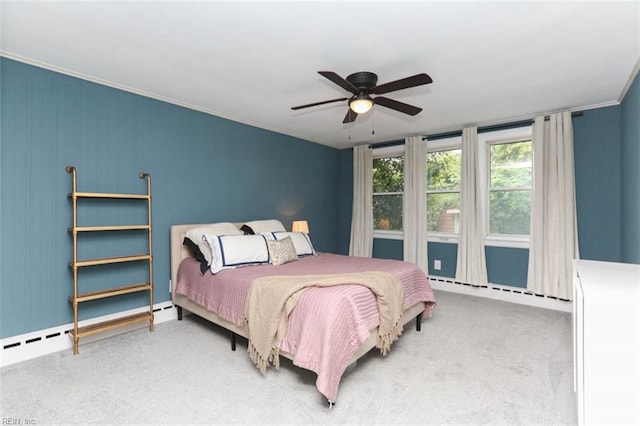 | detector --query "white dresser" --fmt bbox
[573,259,640,425]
